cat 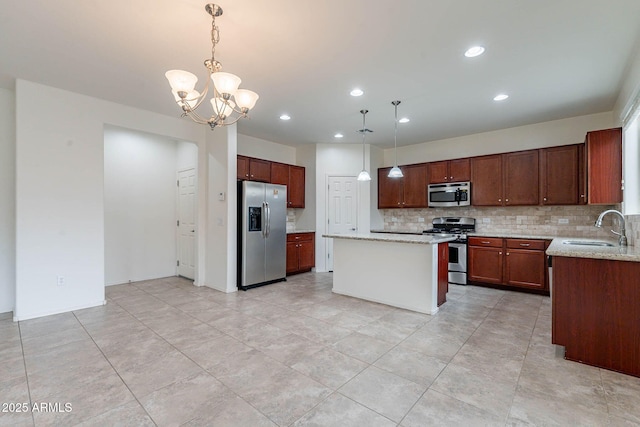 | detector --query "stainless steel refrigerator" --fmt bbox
[237,181,287,290]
